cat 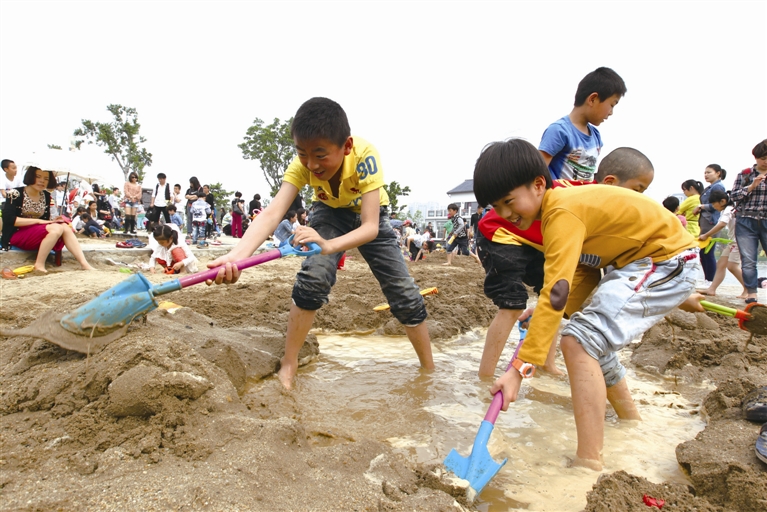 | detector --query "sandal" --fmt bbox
[746,298,758,304]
